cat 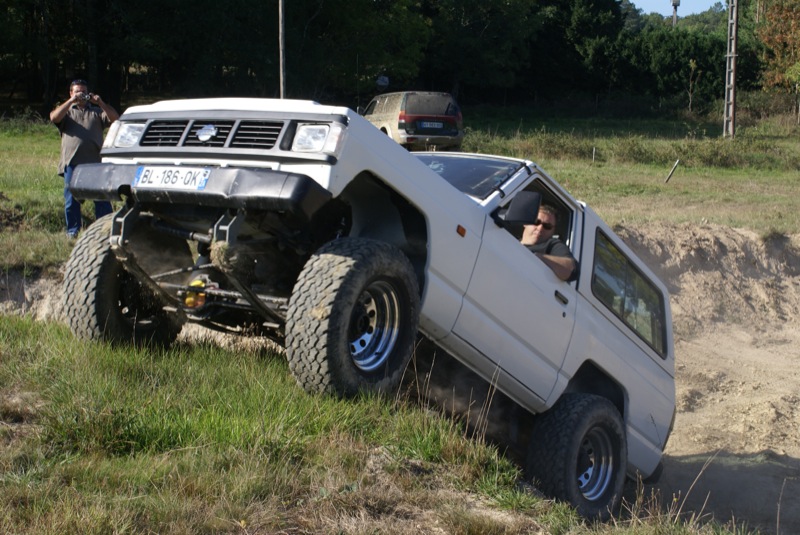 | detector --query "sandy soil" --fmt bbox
[618,223,800,535]
[2,222,798,534]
